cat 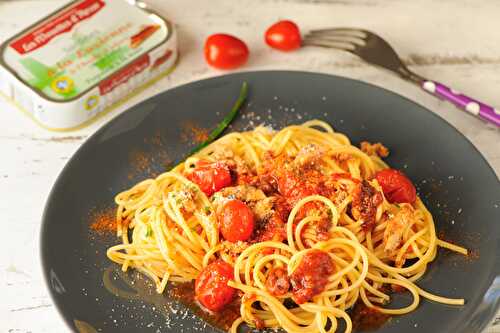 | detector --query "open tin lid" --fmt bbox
[1,0,171,102]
